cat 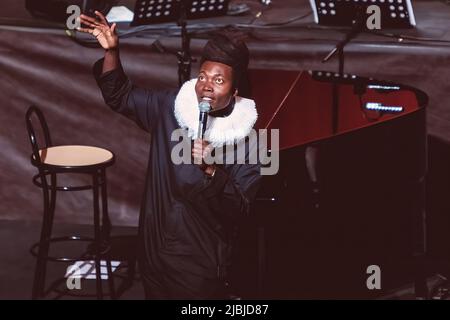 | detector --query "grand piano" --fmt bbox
[232,69,428,299]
